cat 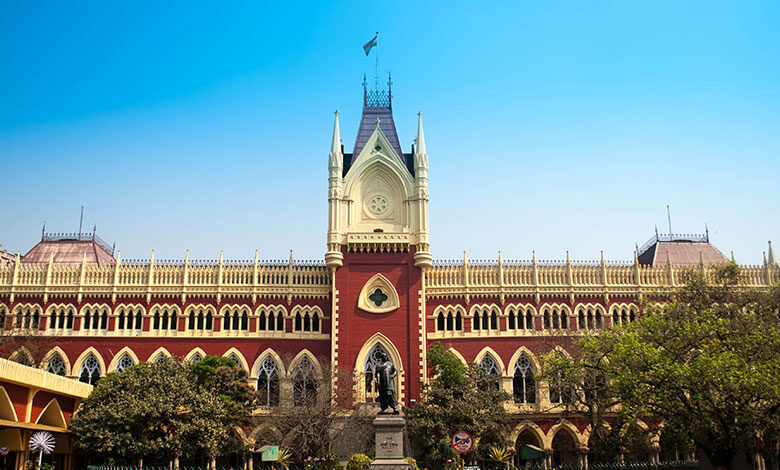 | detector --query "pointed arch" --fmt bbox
[447,347,468,367]
[474,346,507,375]
[251,348,287,378]
[510,420,546,448]
[40,346,72,376]
[289,350,323,378]
[184,347,207,364]
[8,347,34,366]
[35,398,66,428]
[358,273,400,314]
[11,303,42,329]
[354,332,405,404]
[107,347,141,372]
[249,423,283,448]
[0,386,19,421]
[73,347,104,384]
[147,346,173,363]
[546,419,586,448]
[507,347,542,373]
[221,347,249,373]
